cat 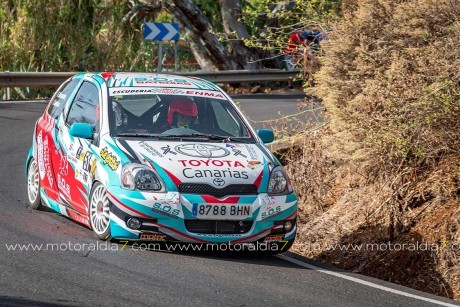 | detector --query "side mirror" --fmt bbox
[257,129,274,144]
[70,123,93,139]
